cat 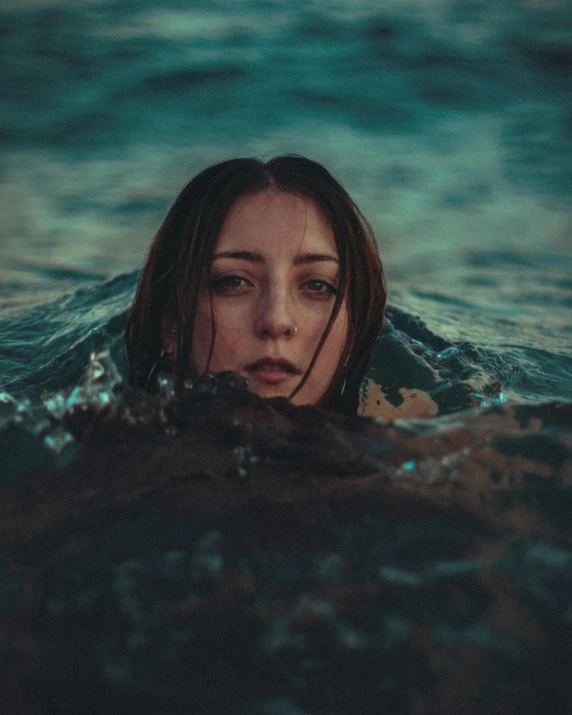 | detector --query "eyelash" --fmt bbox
[210,275,337,298]
[210,275,247,293]
[304,279,337,297]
